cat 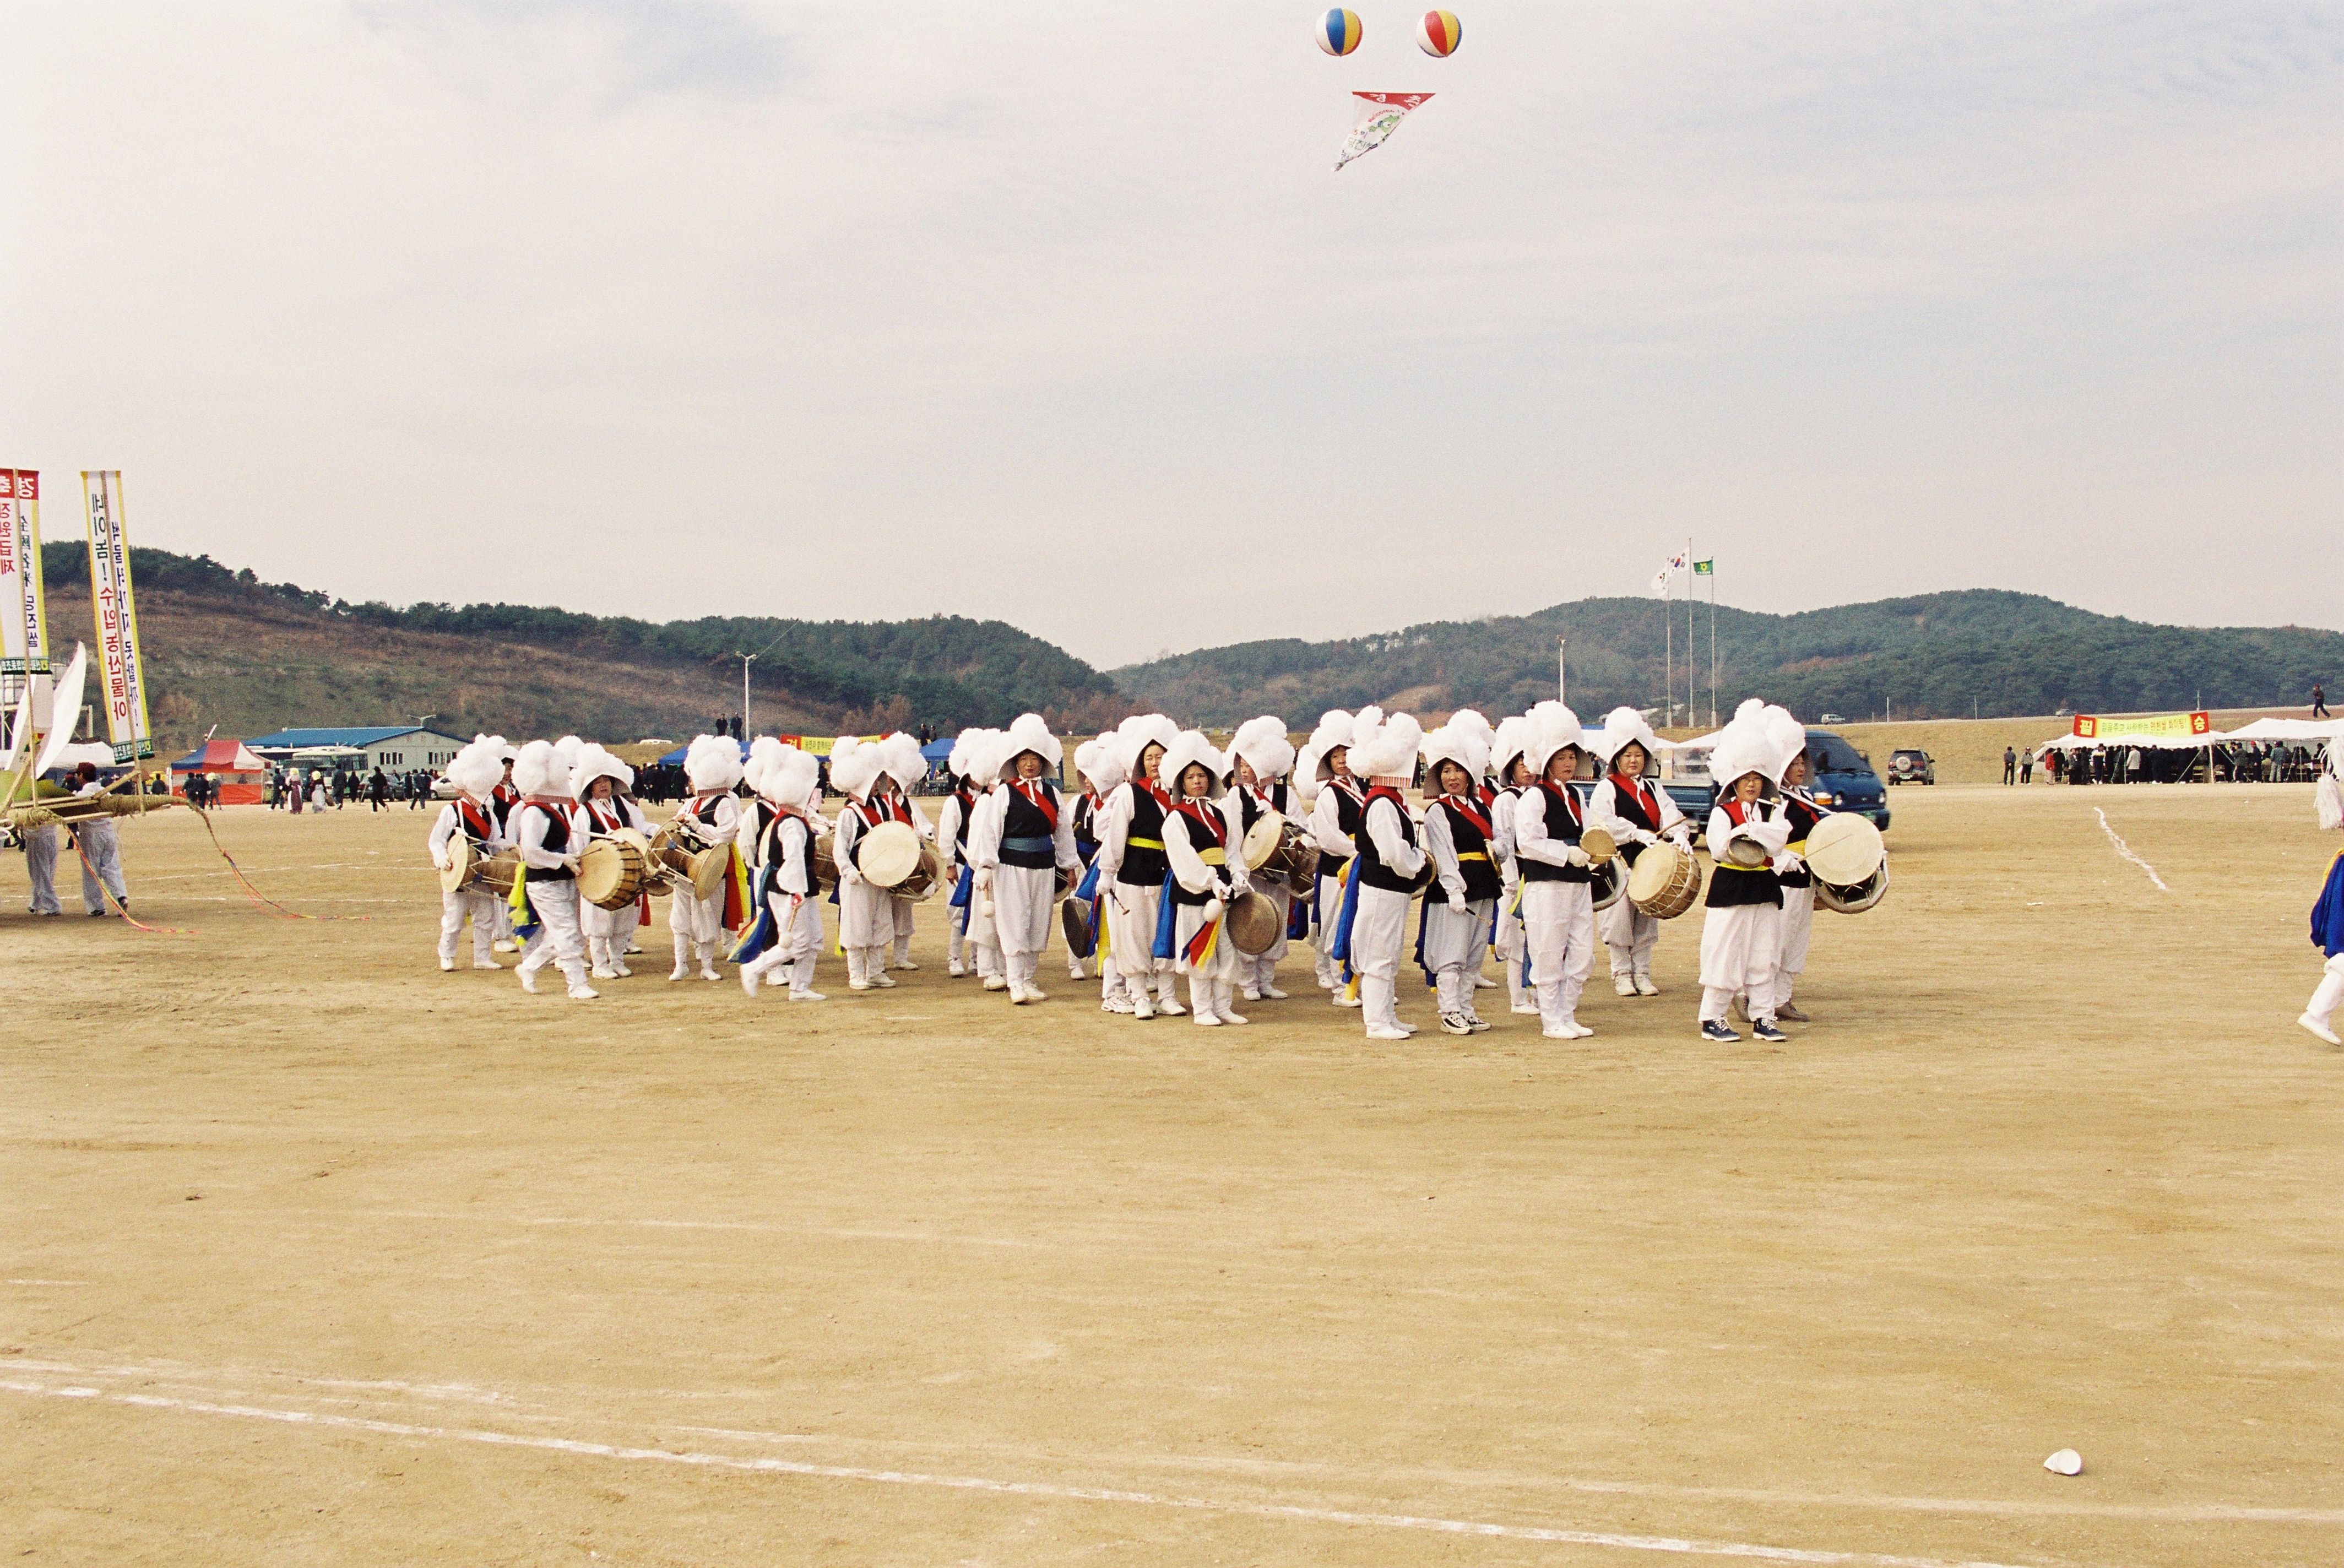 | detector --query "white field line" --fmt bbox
[0,1370,2043,1568]
[2092,809,2171,891]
